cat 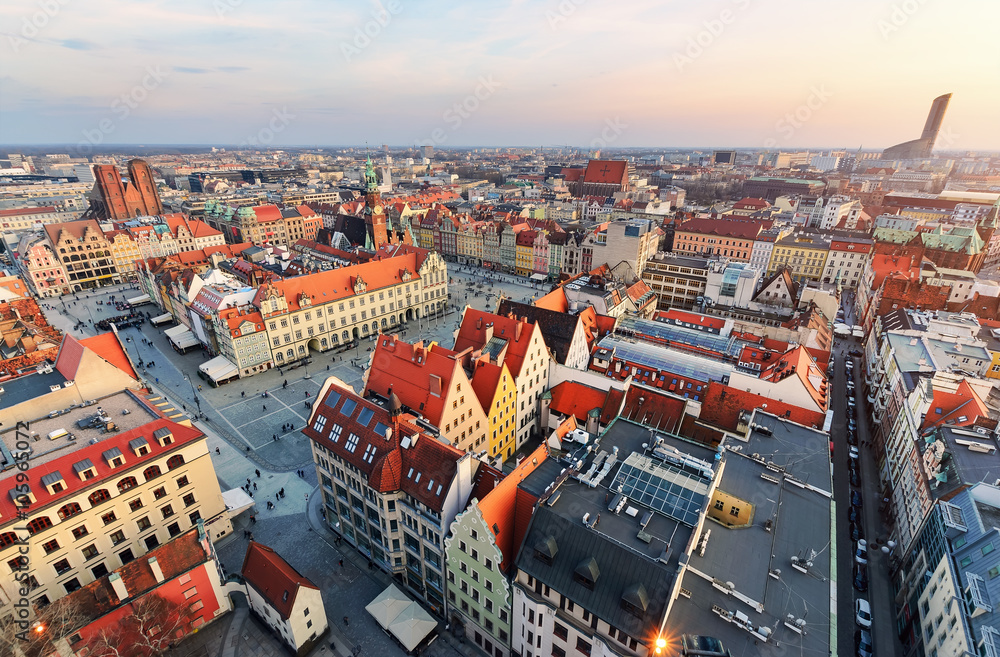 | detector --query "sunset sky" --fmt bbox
[2,0,998,150]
